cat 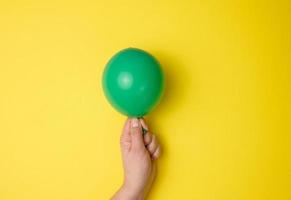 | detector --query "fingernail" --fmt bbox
[131,118,139,128]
